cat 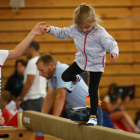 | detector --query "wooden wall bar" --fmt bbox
[1,19,140,31]
[0,8,137,19]
[1,0,140,7]
[0,30,140,43]
[1,42,140,53]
